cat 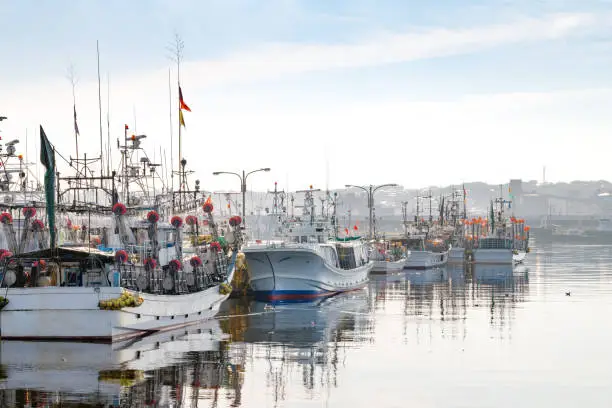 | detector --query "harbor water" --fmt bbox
[1,232,611,407]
